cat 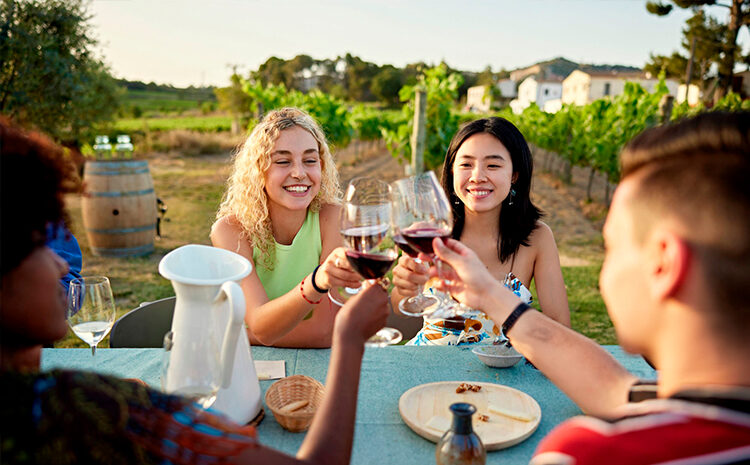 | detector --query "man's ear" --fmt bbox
[648,229,691,301]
